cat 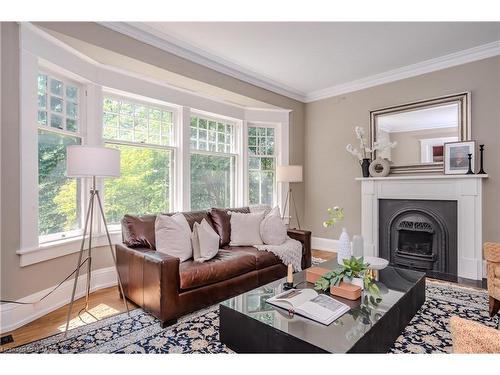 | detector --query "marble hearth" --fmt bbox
[357,175,488,280]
